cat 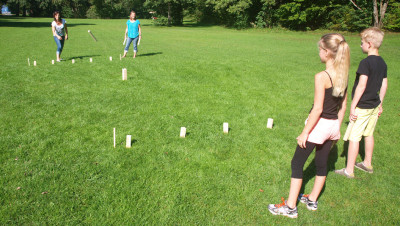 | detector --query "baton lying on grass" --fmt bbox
[123,37,126,46]
[88,30,97,42]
